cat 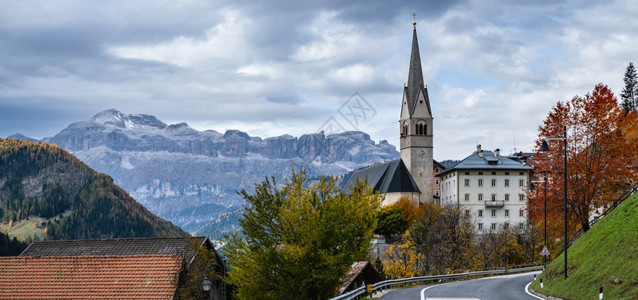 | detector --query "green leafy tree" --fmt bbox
[222,170,381,300]
[375,205,408,240]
